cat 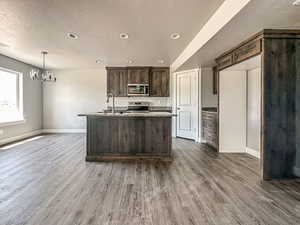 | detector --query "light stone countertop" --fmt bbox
[78,112,176,118]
